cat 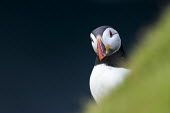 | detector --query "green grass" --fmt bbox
[82,6,170,113]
